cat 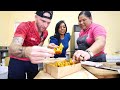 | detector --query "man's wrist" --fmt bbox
[85,50,94,58]
[24,47,31,58]
[22,47,27,58]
